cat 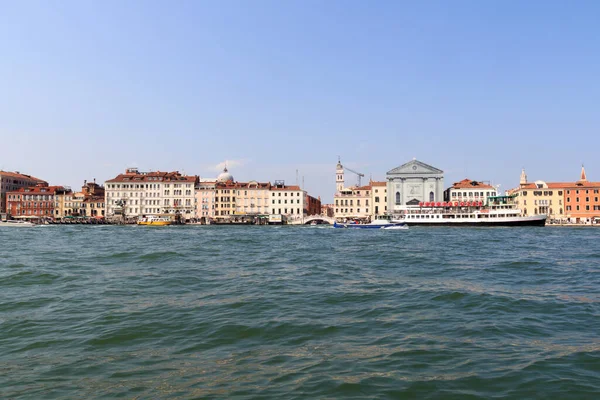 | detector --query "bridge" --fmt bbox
[299,215,336,225]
